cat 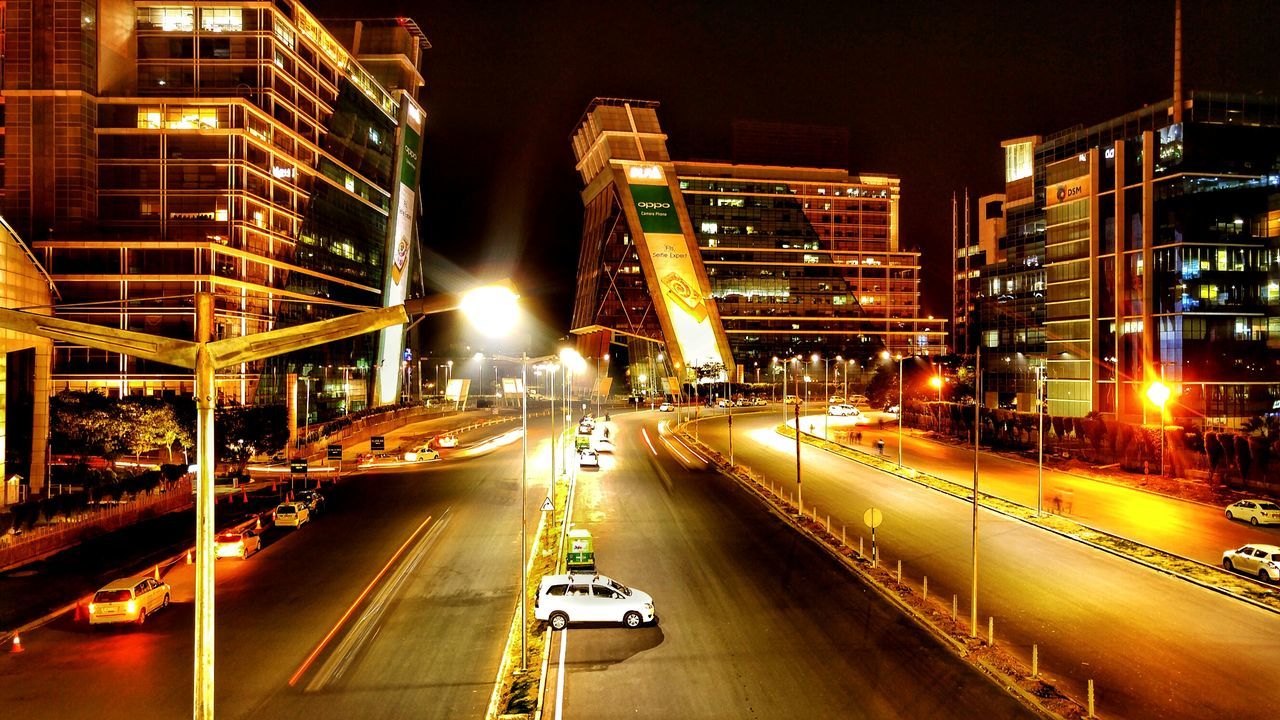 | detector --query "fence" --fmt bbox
[0,479,193,572]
